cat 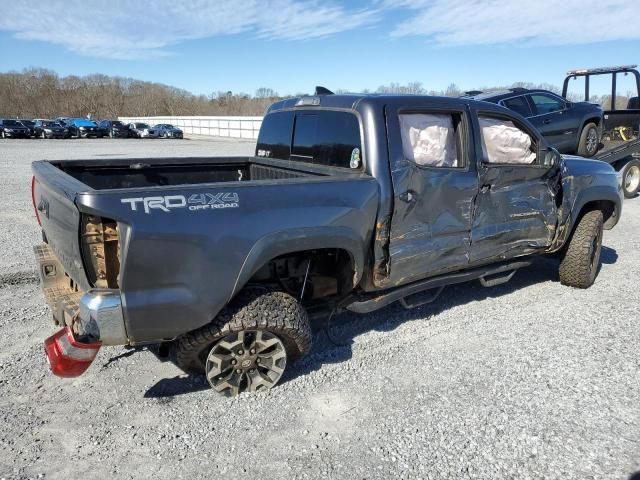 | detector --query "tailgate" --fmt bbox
[32,161,92,292]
